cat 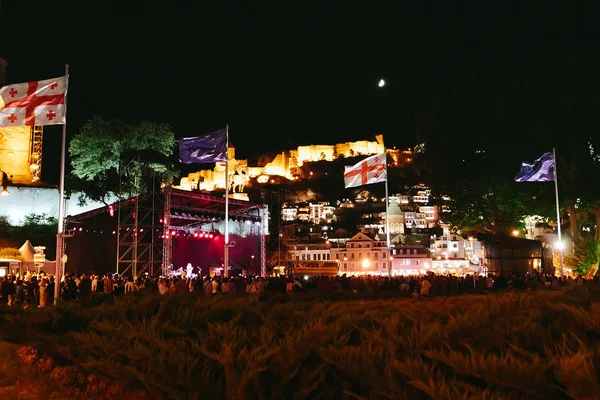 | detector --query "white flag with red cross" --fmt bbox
[0,76,67,127]
[343,153,387,188]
